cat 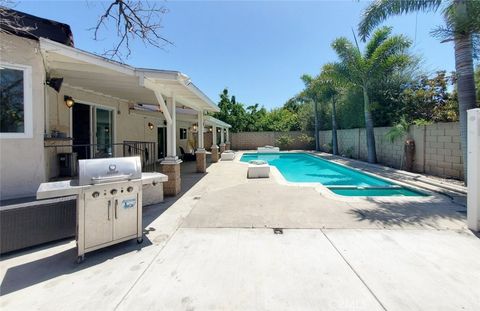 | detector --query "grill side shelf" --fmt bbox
[37,180,84,200]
